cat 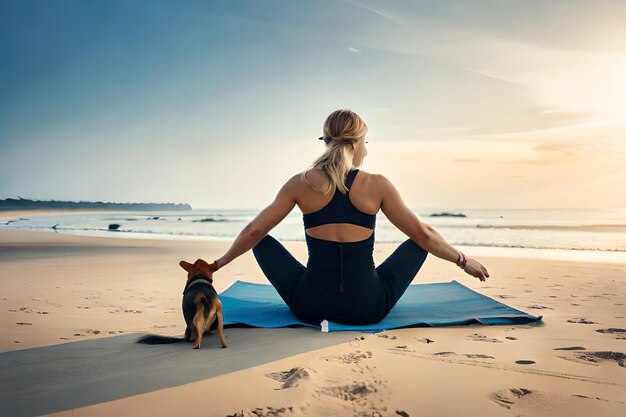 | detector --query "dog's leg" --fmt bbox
[206,303,218,334]
[191,293,209,349]
[216,301,227,348]
[192,309,206,349]
[189,325,197,343]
